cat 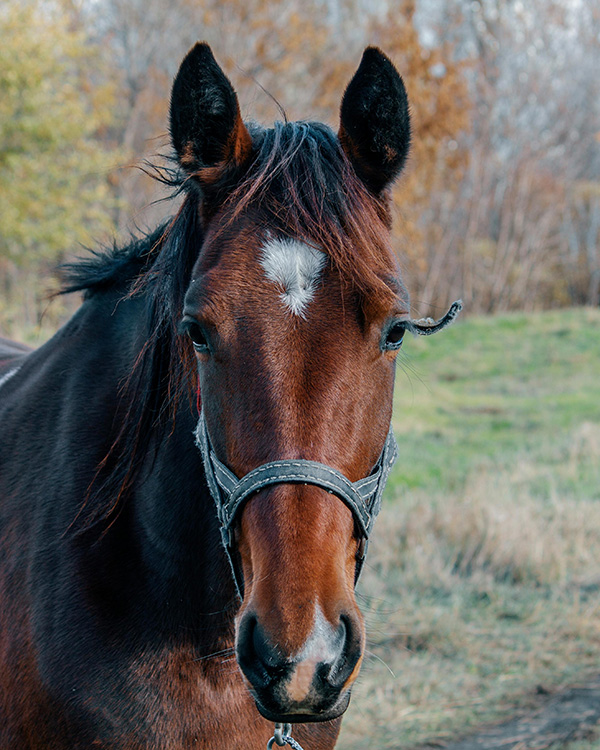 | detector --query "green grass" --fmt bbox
[339,307,600,749]
[387,307,600,495]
